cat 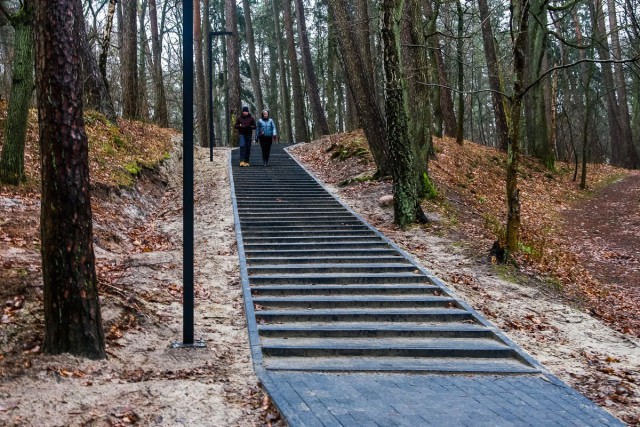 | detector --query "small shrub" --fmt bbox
[124,161,142,175]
